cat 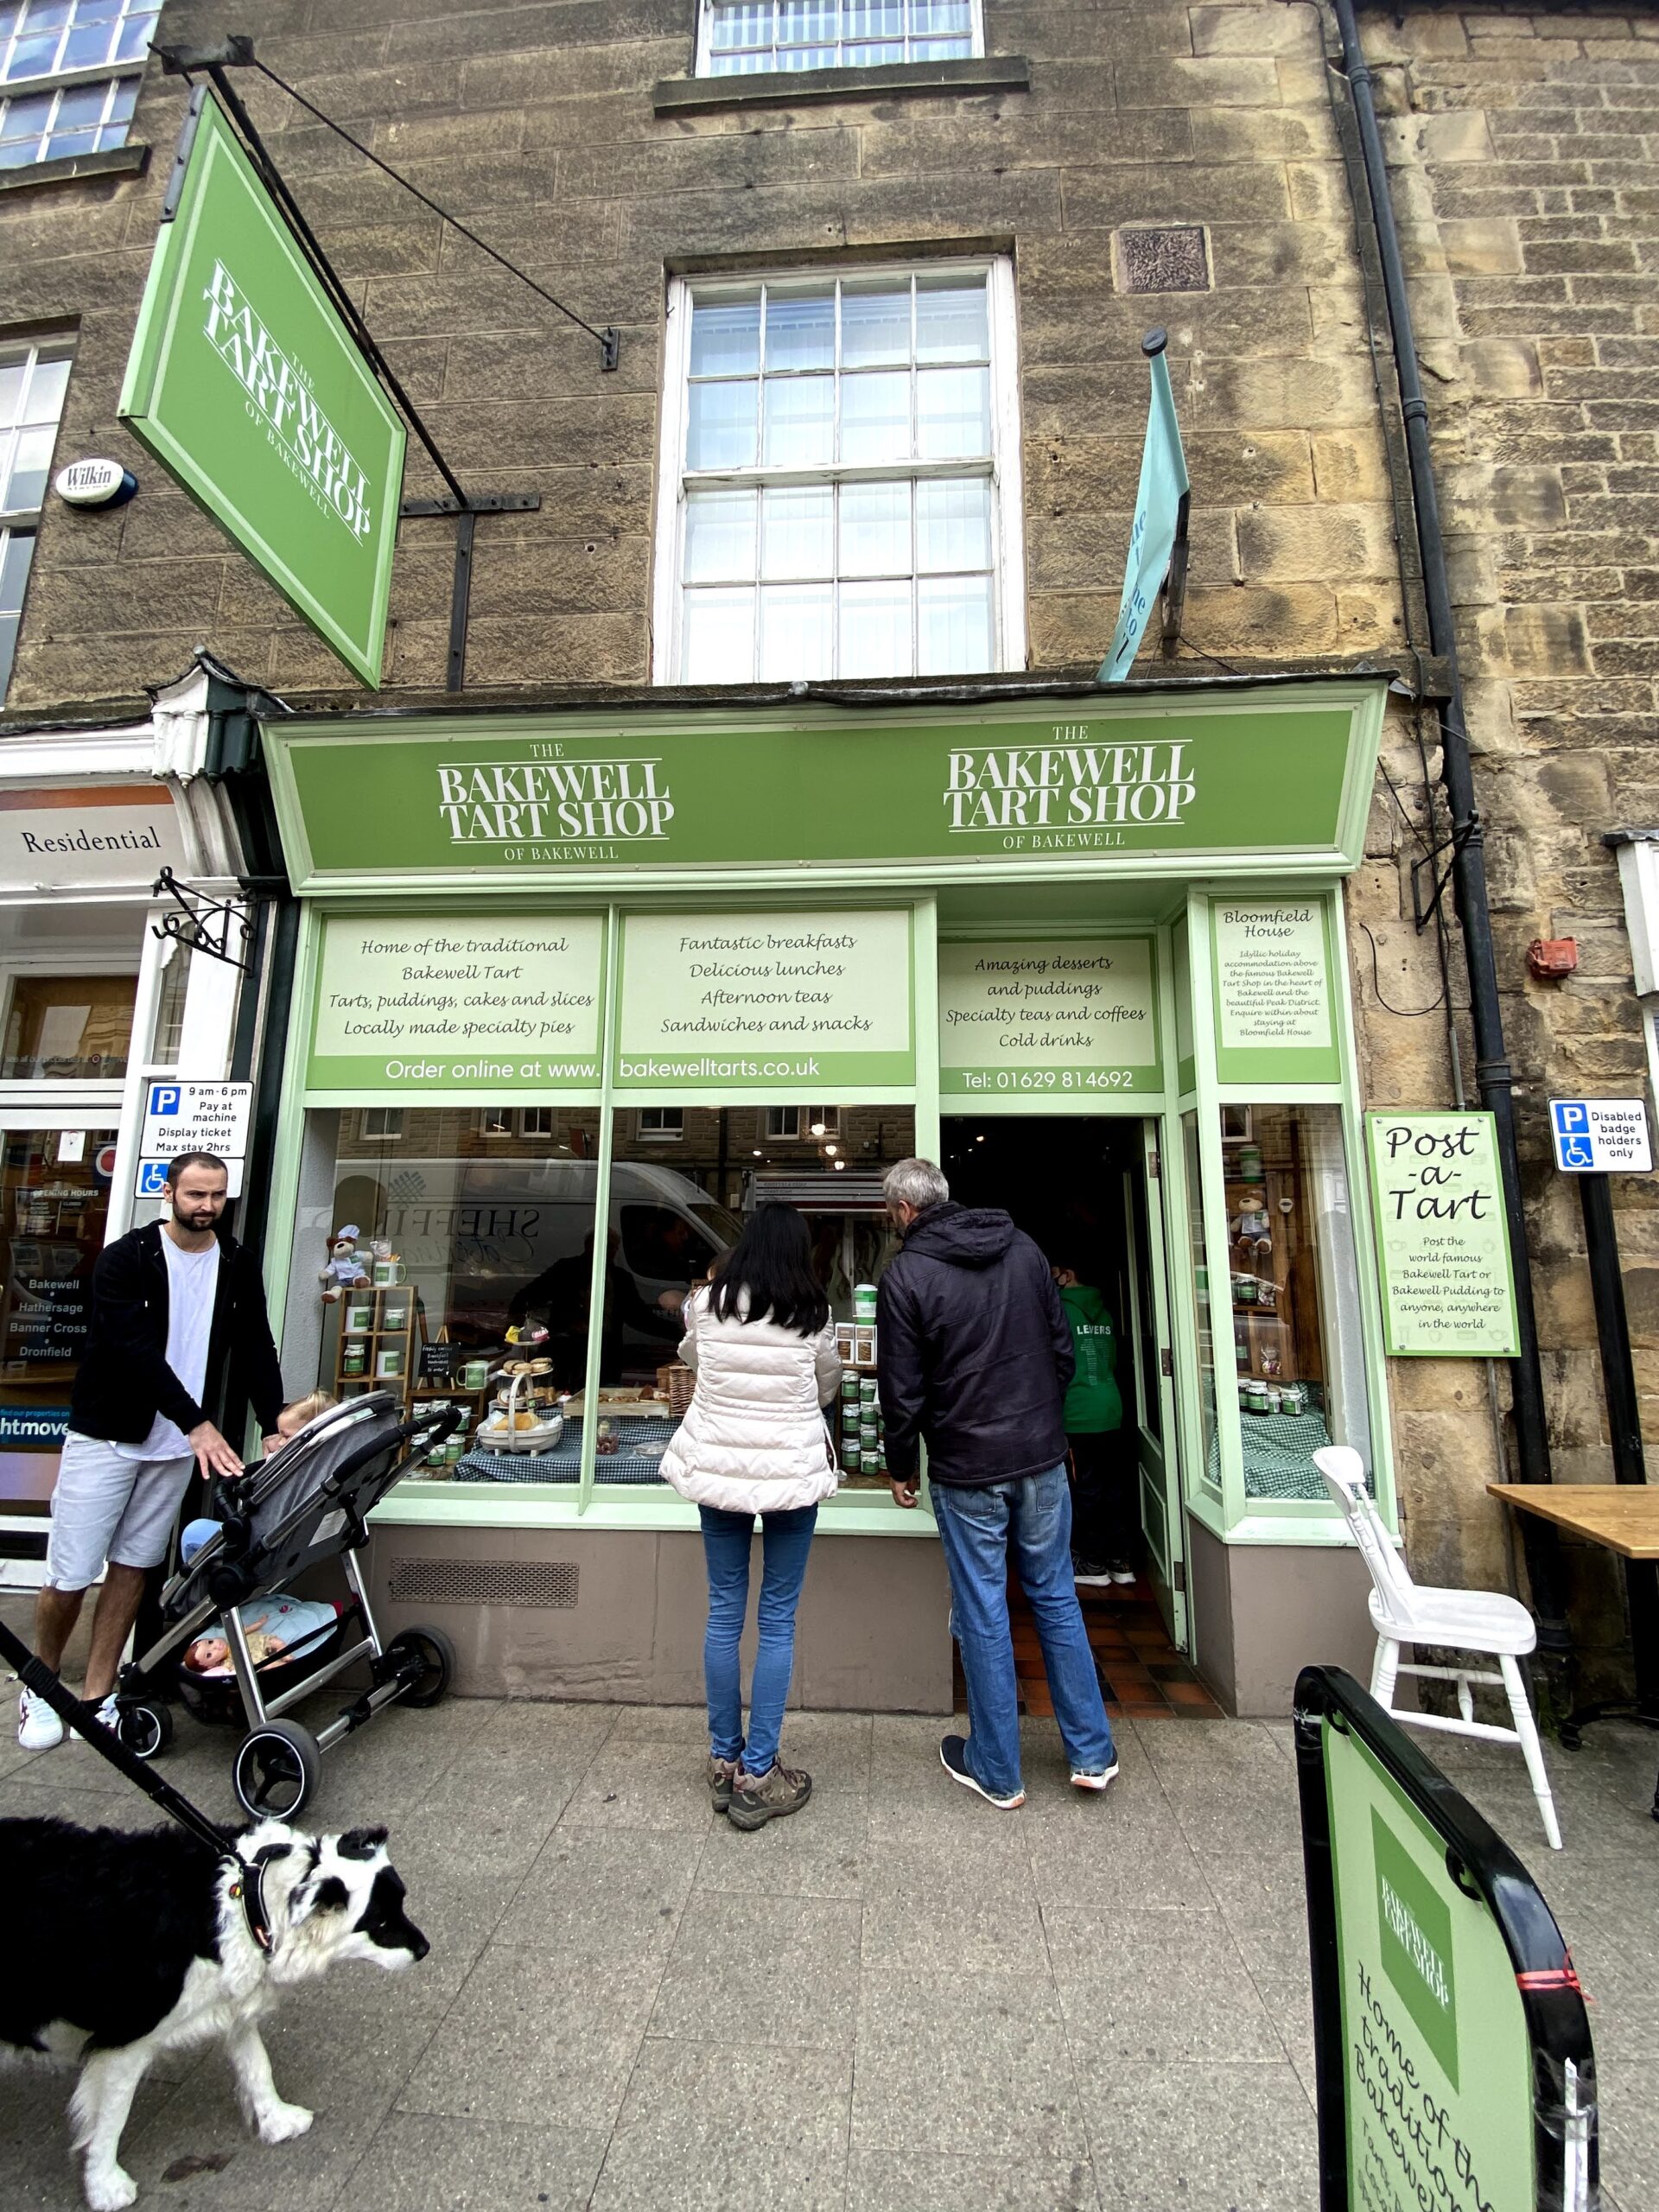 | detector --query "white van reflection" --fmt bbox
[322,1160,740,1387]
